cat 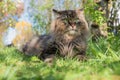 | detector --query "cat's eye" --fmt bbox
[63,20,68,25]
[61,15,67,20]
[75,20,82,26]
